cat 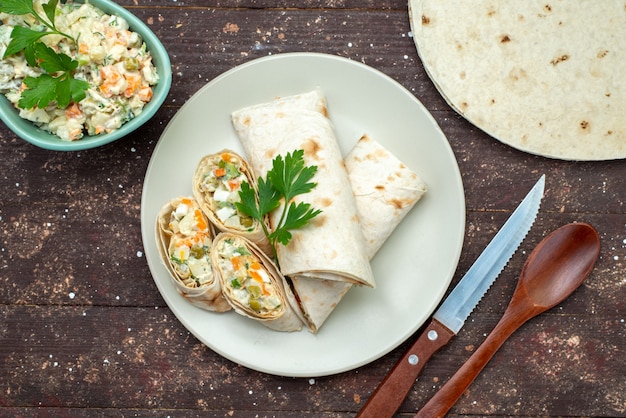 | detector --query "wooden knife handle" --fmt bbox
[414,312,526,418]
[356,319,455,418]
